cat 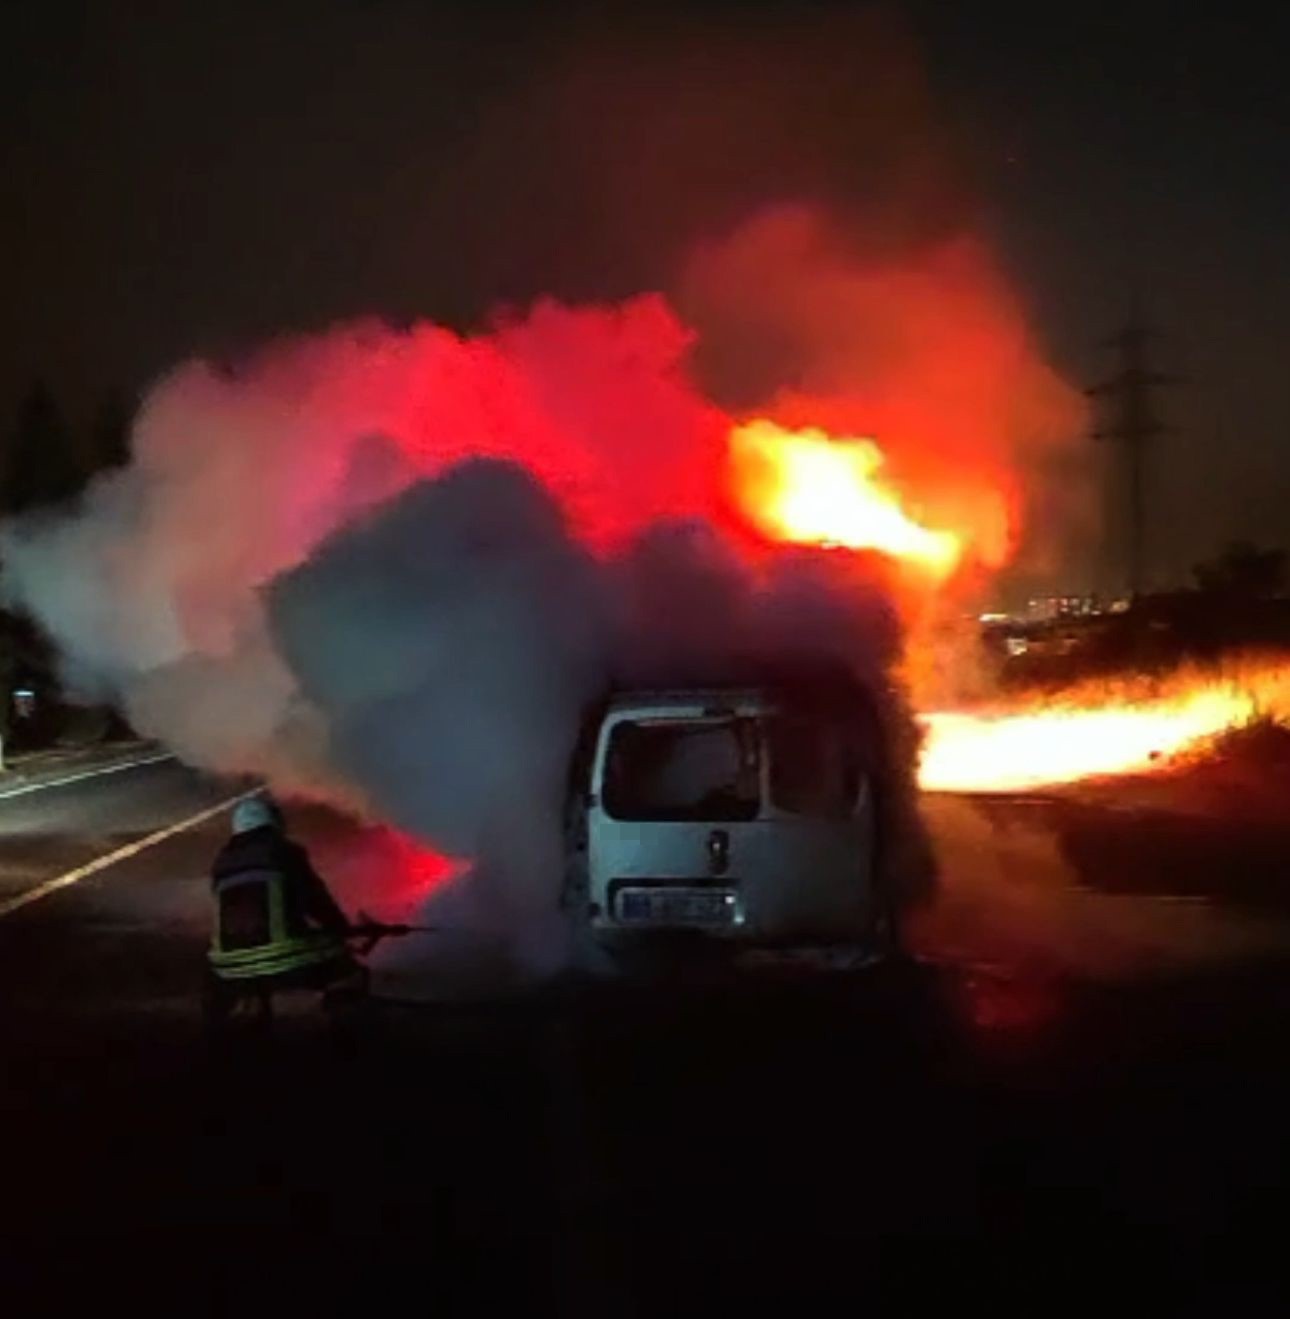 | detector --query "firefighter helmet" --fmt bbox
[231,795,283,835]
